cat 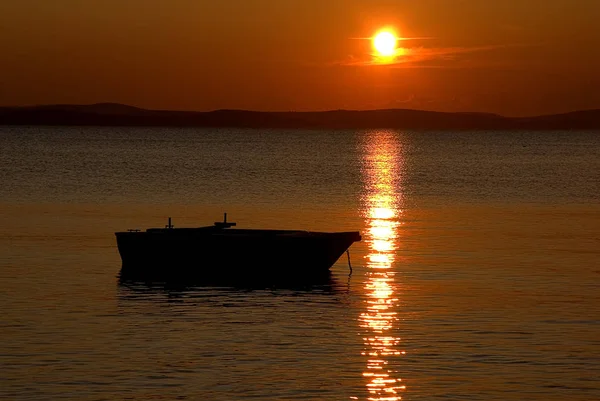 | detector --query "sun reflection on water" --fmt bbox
[359,131,405,400]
